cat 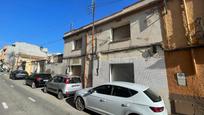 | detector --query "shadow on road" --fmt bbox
[65,97,100,115]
